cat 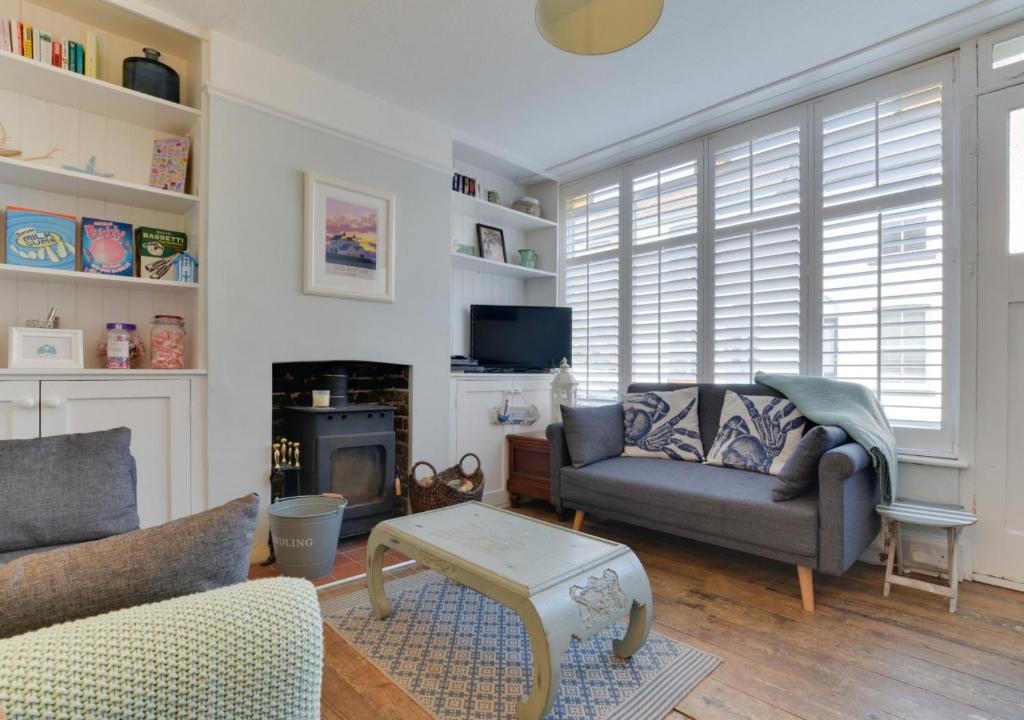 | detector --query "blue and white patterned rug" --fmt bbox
[320,571,720,720]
